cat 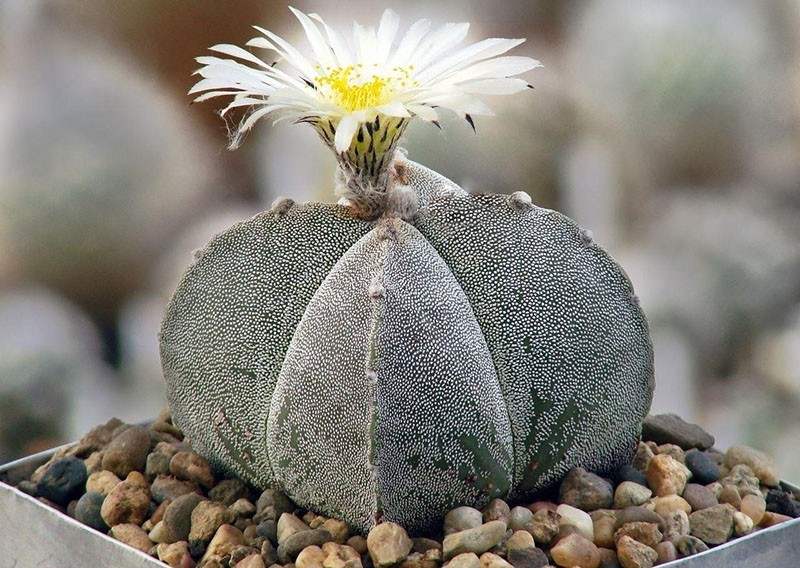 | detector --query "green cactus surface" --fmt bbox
[160,159,654,534]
